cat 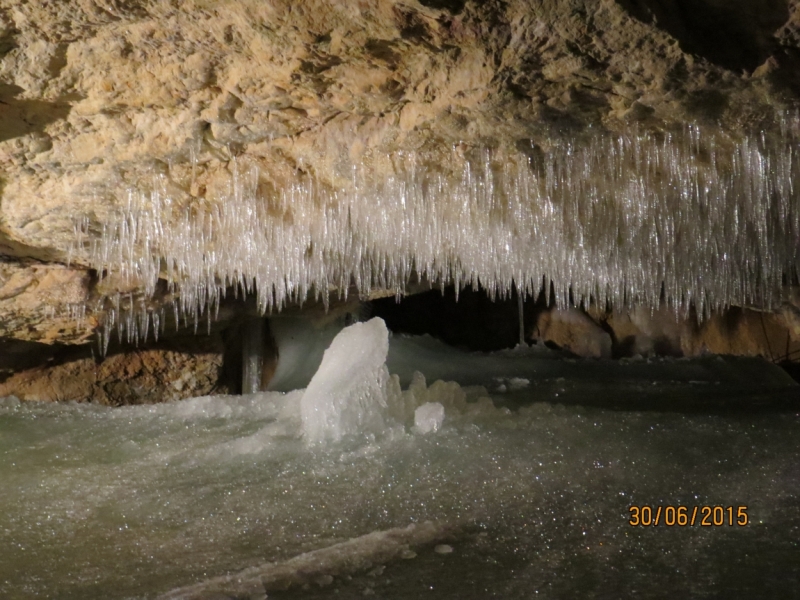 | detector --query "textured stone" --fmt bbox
[0,259,93,343]
[585,303,800,362]
[683,308,800,362]
[0,336,229,405]
[0,0,796,264]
